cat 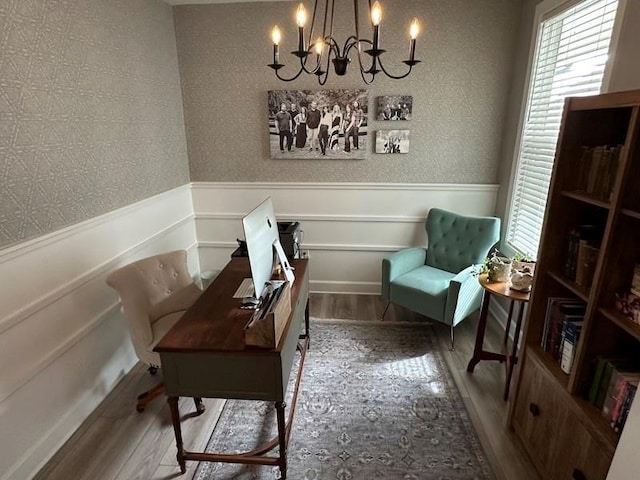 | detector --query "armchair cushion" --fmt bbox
[391,265,456,321]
